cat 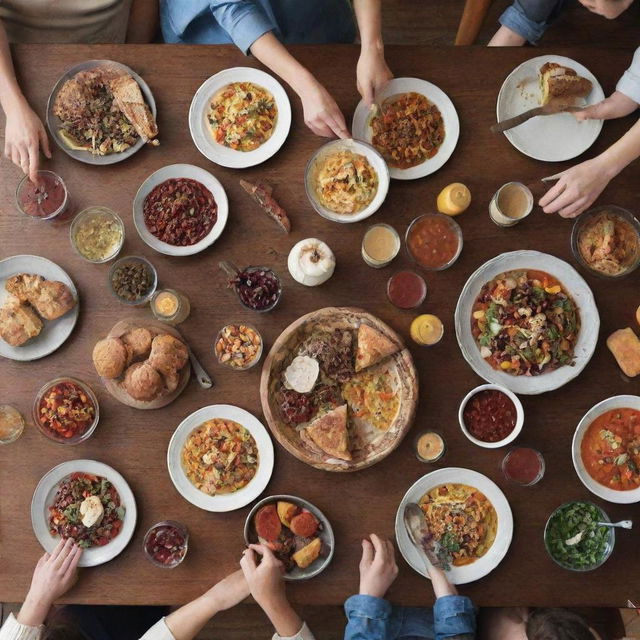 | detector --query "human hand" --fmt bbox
[3,97,51,182]
[574,91,638,121]
[204,569,250,612]
[239,544,287,613]
[358,534,398,599]
[539,156,613,218]
[356,45,393,106]
[297,78,349,139]
[18,539,82,626]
